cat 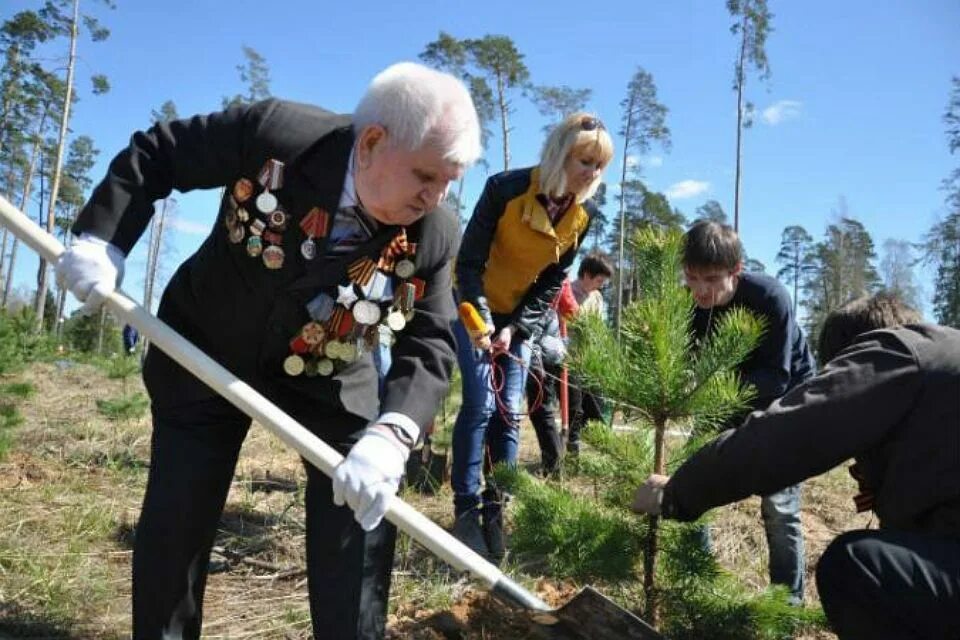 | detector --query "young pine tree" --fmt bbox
[500,228,823,636]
